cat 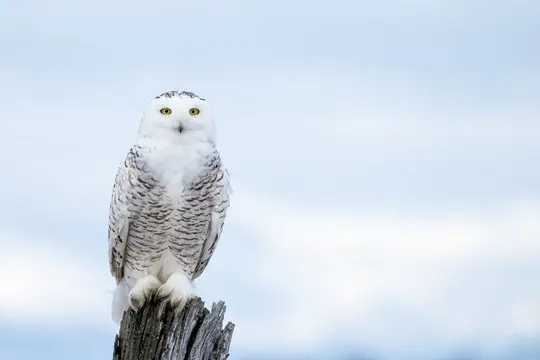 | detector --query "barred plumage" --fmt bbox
[107,91,230,324]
